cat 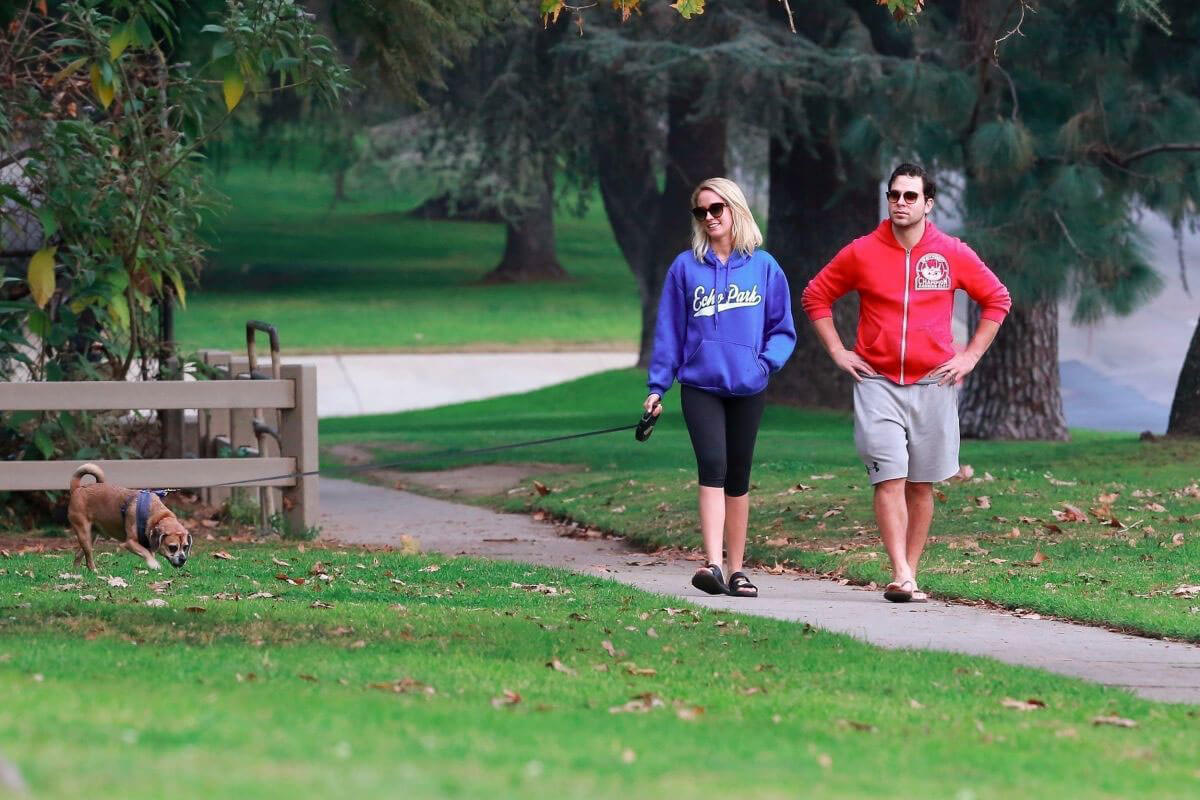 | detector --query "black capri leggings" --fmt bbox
[679,385,768,497]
